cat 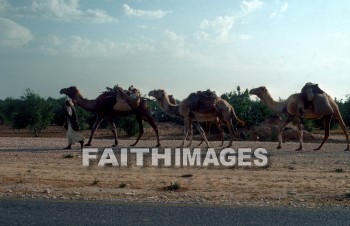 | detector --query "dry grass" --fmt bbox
[0,135,350,208]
